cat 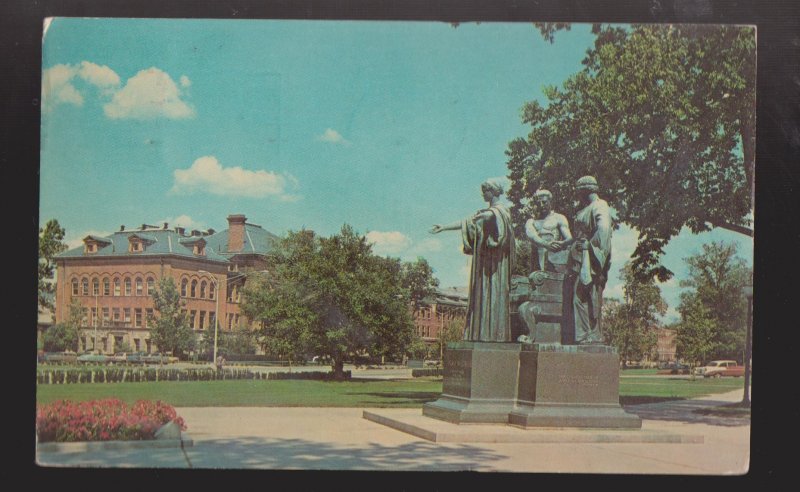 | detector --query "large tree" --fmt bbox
[508,24,754,281]
[38,219,68,313]
[241,225,420,379]
[400,258,440,312]
[148,277,195,359]
[602,263,666,367]
[676,241,751,363]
